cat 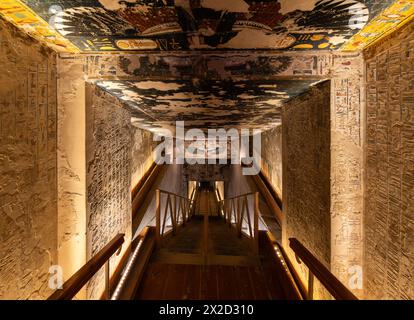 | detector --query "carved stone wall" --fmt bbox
[0,20,57,299]
[57,55,87,296]
[364,20,414,300]
[85,84,133,299]
[83,52,332,81]
[183,164,227,182]
[282,81,331,299]
[131,125,154,189]
[330,53,365,297]
[261,125,283,197]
